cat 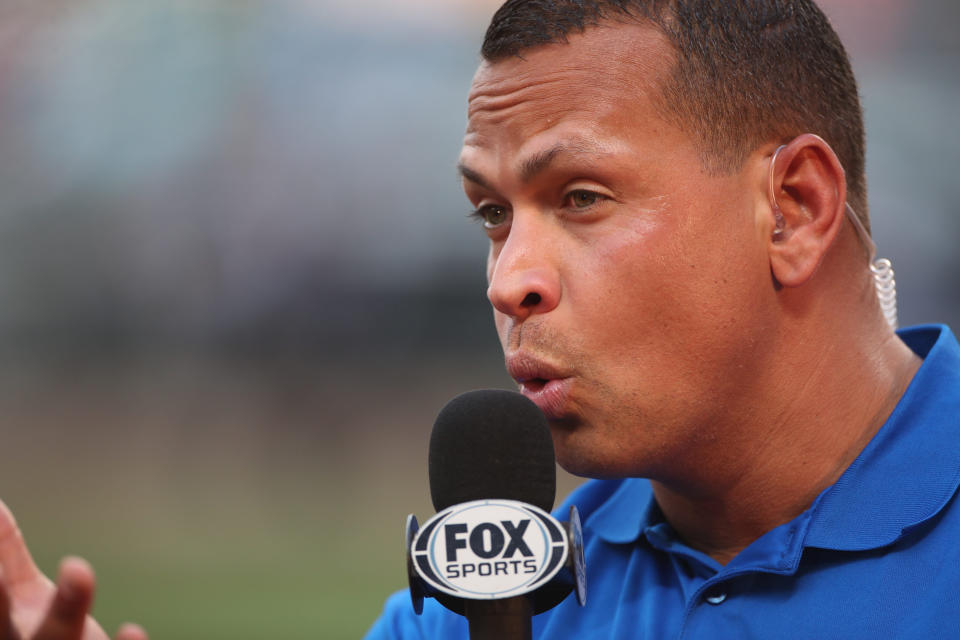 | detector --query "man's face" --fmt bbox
[458,23,778,481]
